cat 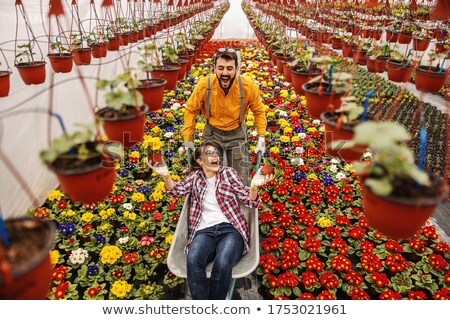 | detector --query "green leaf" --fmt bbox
[365,178,392,196]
